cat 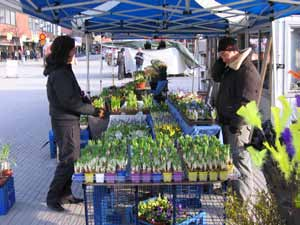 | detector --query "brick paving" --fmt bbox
[0,60,243,225]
